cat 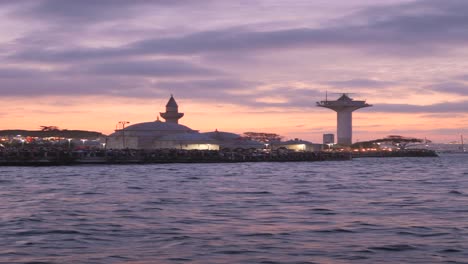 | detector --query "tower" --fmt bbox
[317,93,371,145]
[160,95,184,124]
